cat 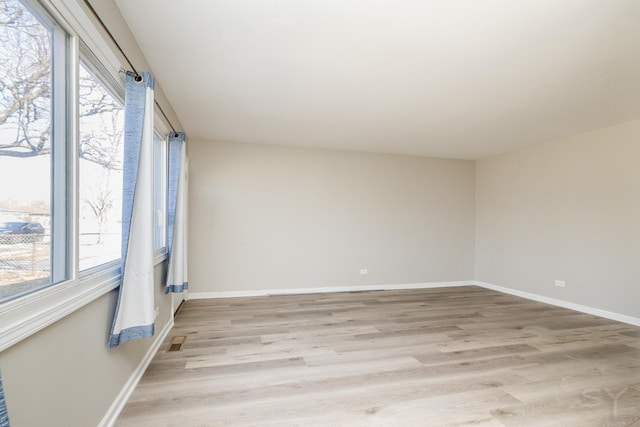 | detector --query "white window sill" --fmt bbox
[0,254,167,352]
[0,265,119,352]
